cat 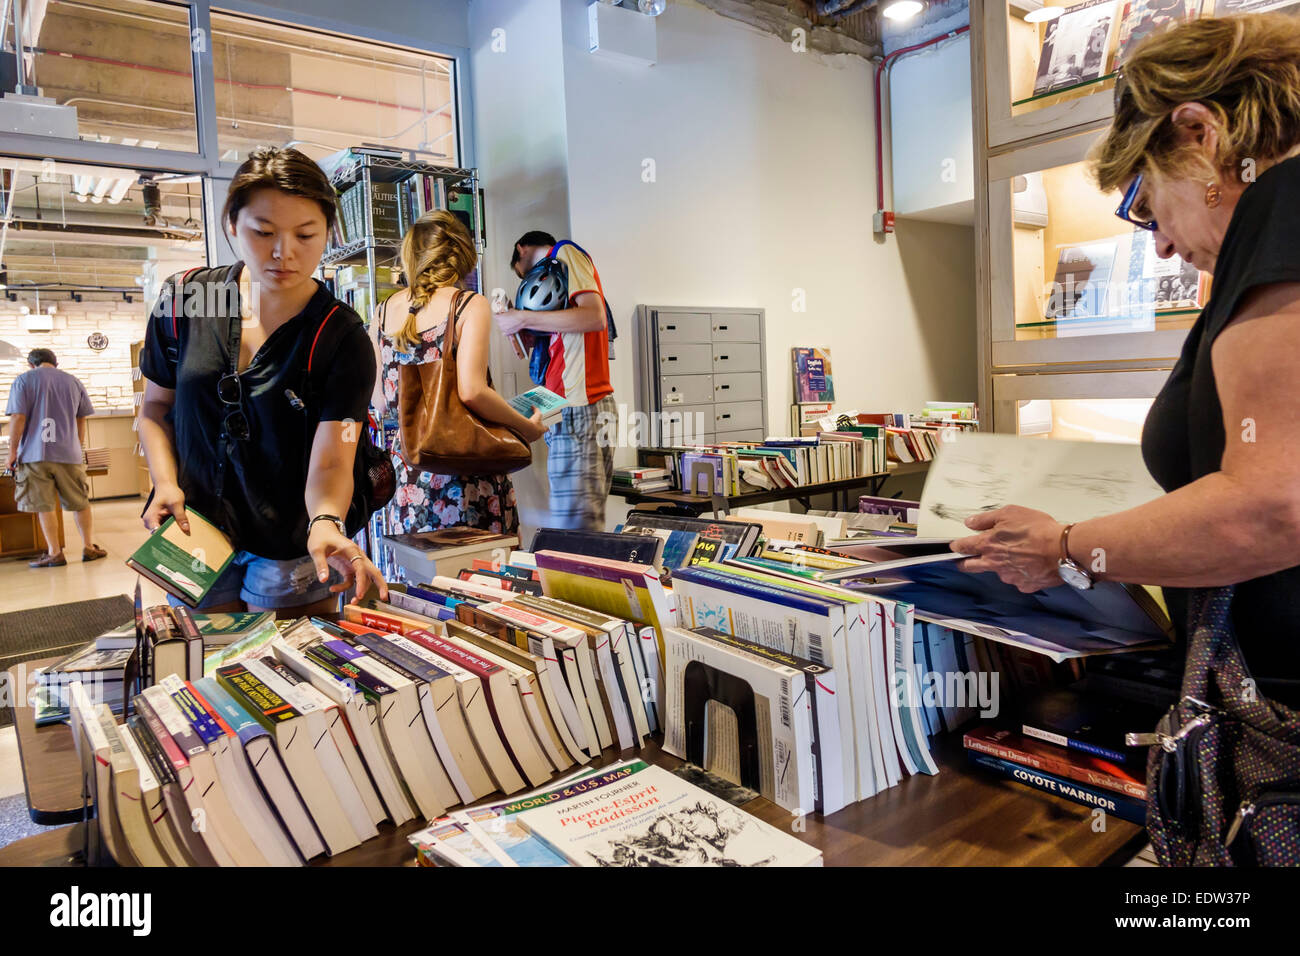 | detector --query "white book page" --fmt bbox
[918,433,1163,538]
